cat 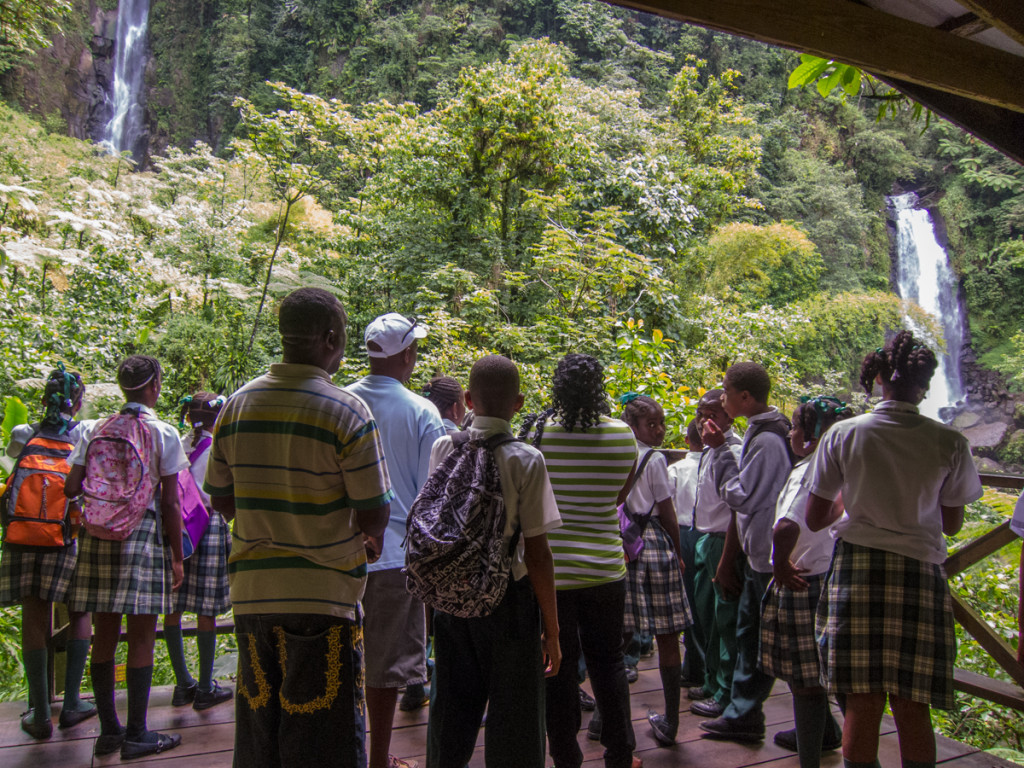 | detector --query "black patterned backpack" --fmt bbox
[404,431,518,619]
